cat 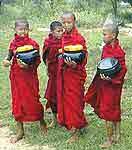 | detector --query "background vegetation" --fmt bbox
[0,0,132,149]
